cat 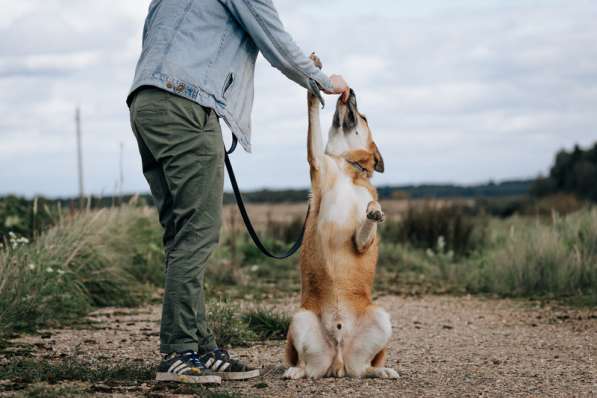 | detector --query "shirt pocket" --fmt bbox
[221,72,235,100]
